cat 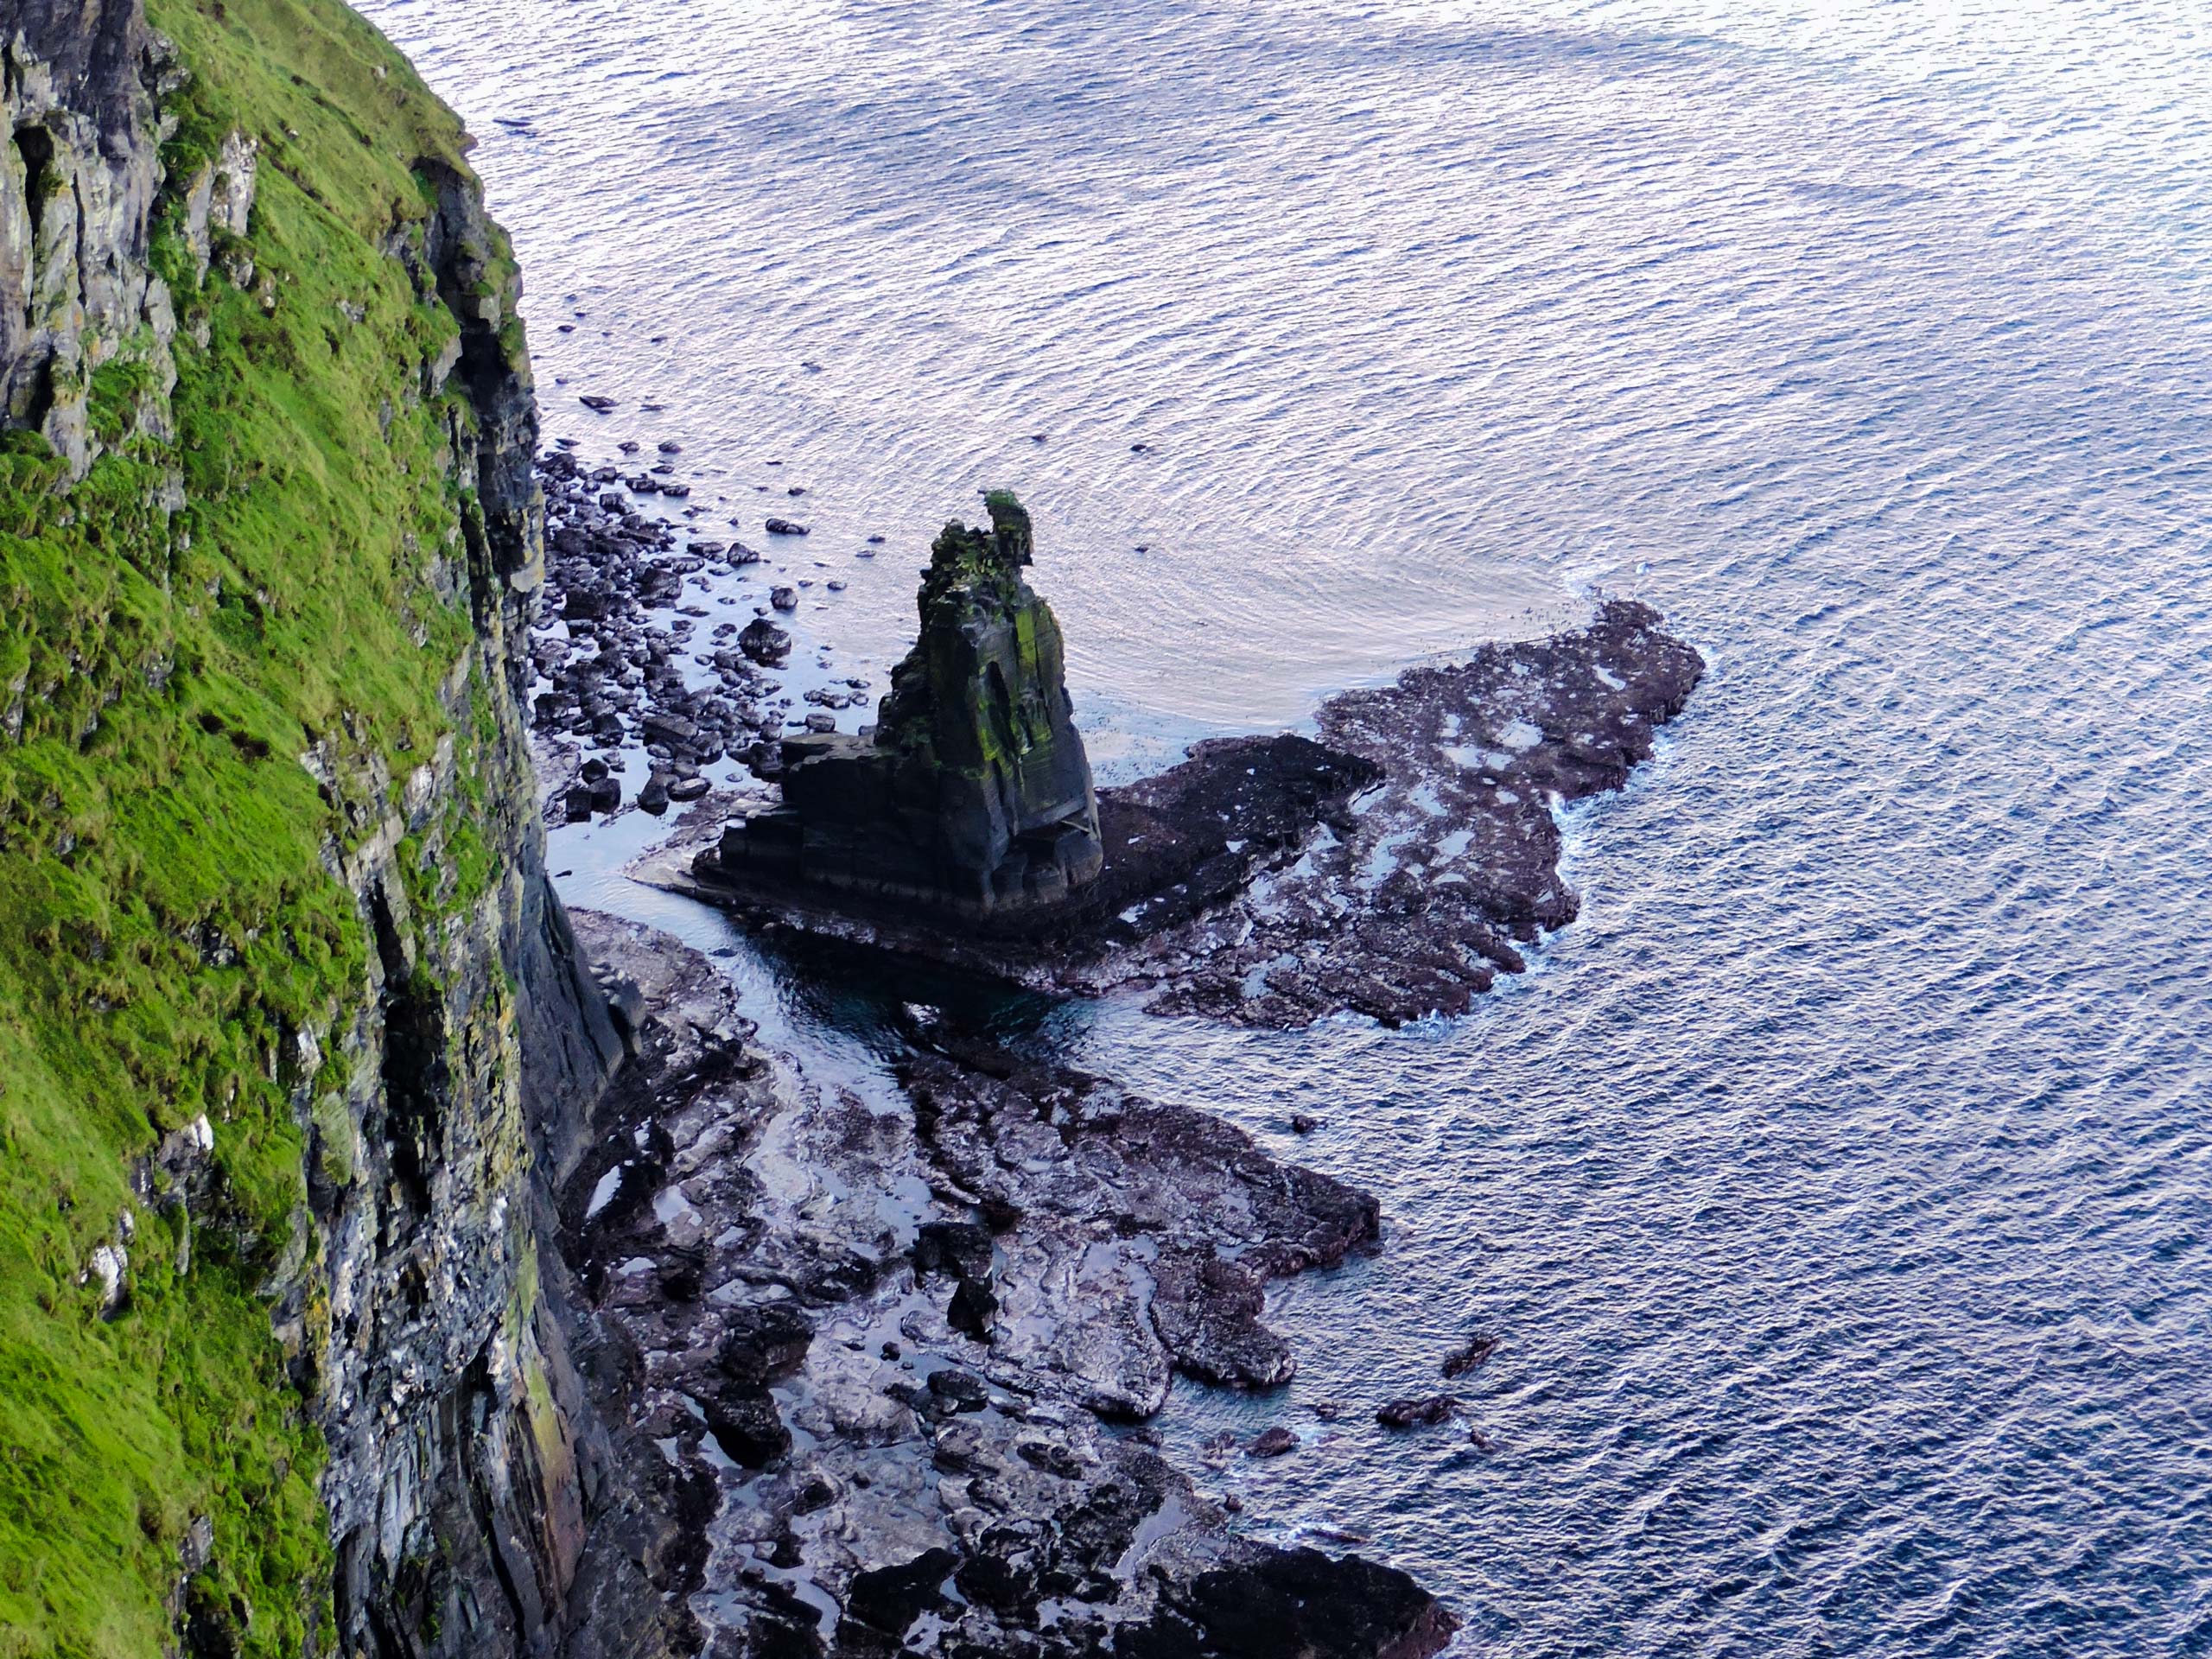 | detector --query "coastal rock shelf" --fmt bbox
[656,599,1704,1028]
[562,911,1457,1659]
